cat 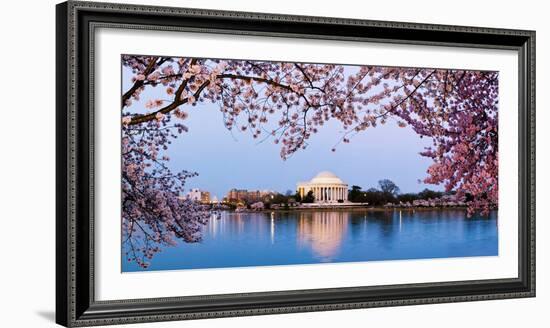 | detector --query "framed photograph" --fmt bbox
[56,1,535,326]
